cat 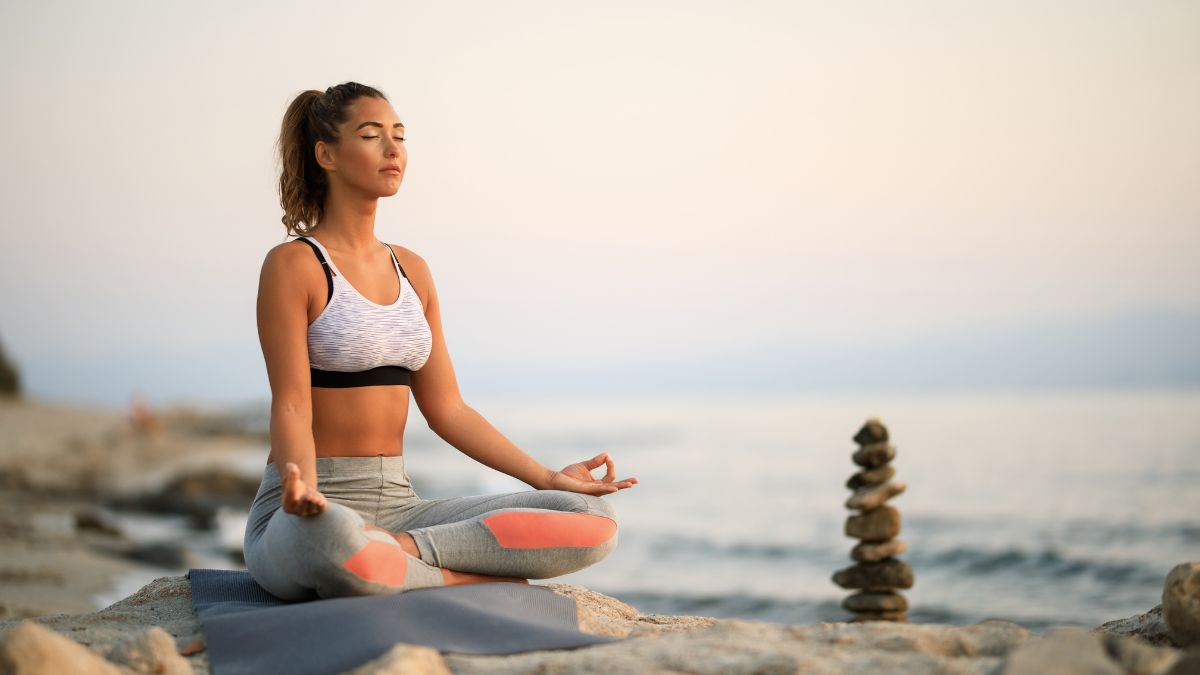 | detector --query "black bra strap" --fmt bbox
[382,242,410,280]
[297,238,334,304]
